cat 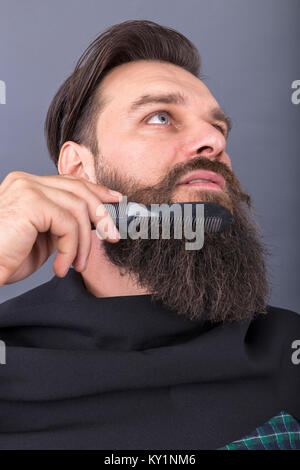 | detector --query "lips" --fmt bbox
[178,170,225,190]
